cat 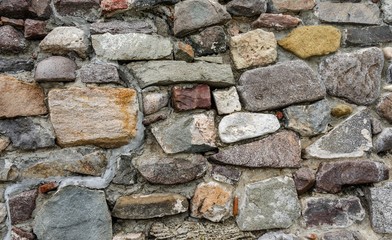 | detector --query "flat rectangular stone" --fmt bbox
[344,26,392,47]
